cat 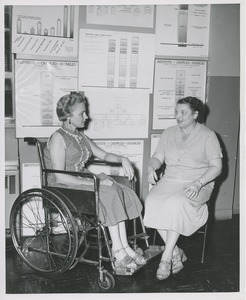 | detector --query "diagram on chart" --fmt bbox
[15,60,78,138]
[153,59,207,130]
[83,89,149,138]
[79,29,155,91]
[12,6,79,57]
[86,5,154,28]
[155,4,210,57]
[177,5,189,47]
[175,69,186,102]
[15,6,75,38]
[107,37,139,88]
[92,102,146,131]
